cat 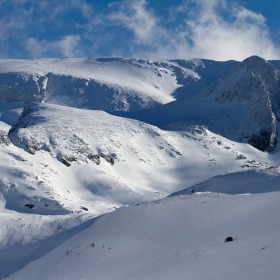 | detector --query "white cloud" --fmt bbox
[0,0,91,58]
[0,0,279,61]
[26,35,82,58]
[106,0,280,61]
[108,0,161,44]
